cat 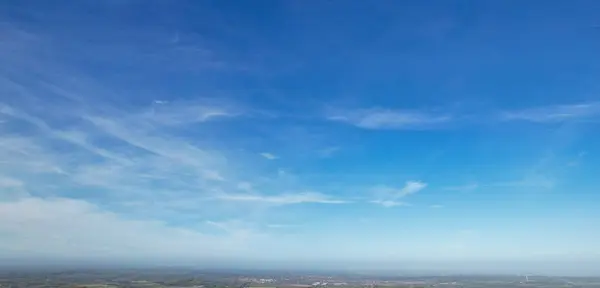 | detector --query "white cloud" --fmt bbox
[502,102,600,123]
[328,102,600,129]
[370,200,408,207]
[401,181,427,195]
[370,181,427,207]
[0,197,266,260]
[327,108,451,129]
[145,99,239,125]
[260,152,278,160]
[0,103,230,203]
[0,21,332,239]
[215,192,348,205]
[0,104,132,164]
[446,177,553,192]
[1,80,321,261]
[430,204,444,209]
[373,181,427,197]
[0,134,67,175]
